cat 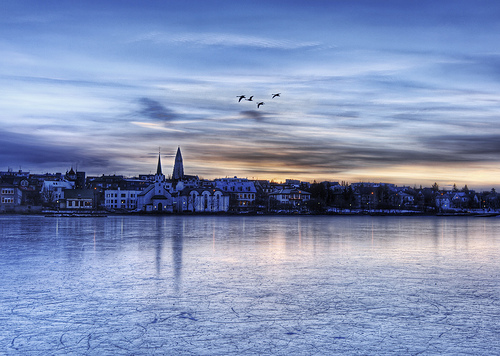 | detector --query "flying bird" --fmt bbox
[271,93,281,98]
[245,96,254,101]
[257,102,264,108]
[236,95,246,102]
